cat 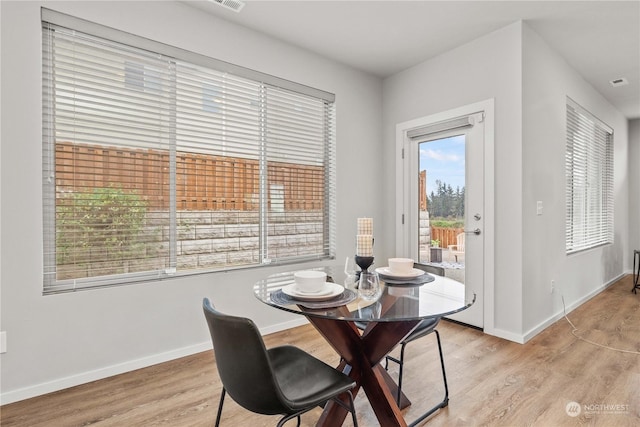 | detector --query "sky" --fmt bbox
[419,134,465,197]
